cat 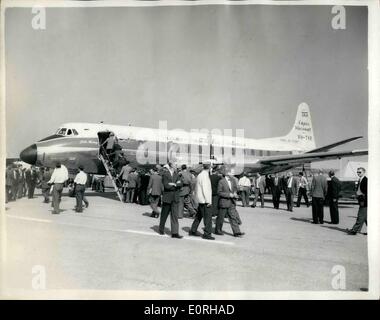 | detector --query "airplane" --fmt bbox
[19,103,368,176]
